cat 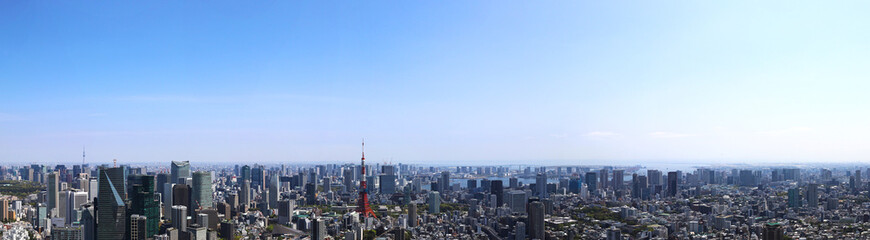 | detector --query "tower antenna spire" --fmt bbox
[82,146,86,165]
